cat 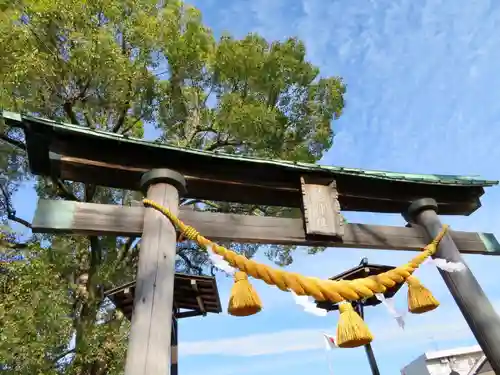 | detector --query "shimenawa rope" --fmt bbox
[142,198,448,348]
